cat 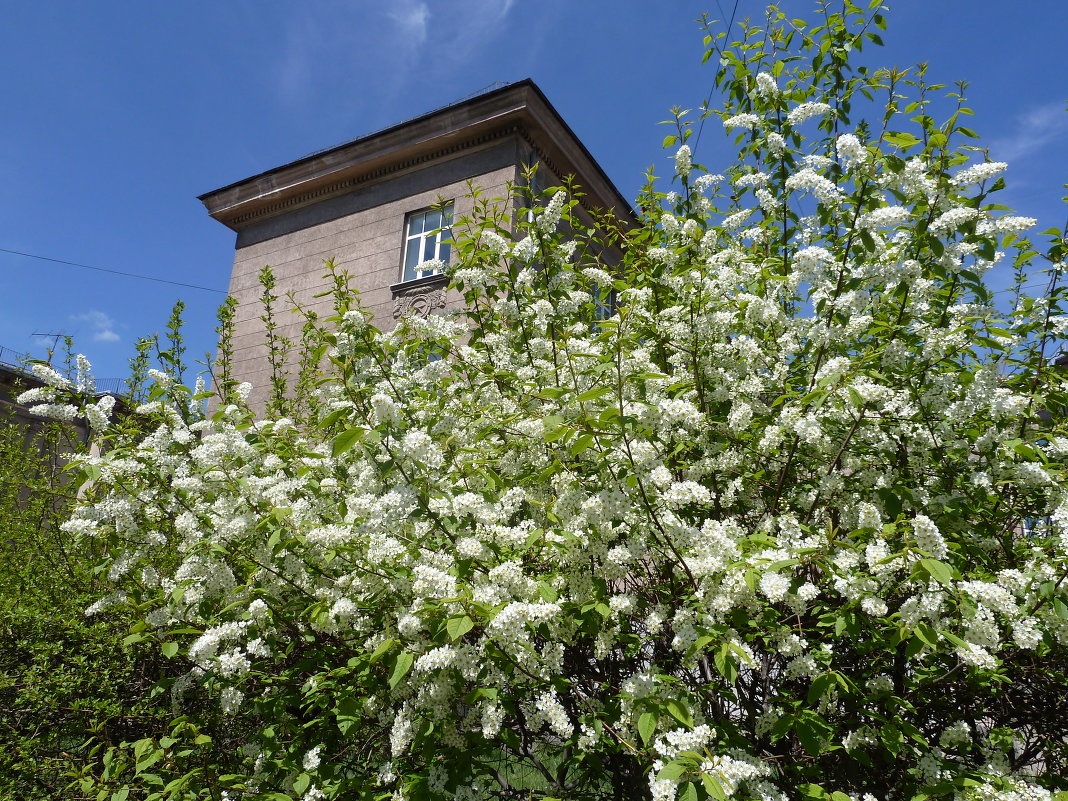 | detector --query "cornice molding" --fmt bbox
[228,126,521,228]
[201,81,636,233]
[221,123,599,229]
